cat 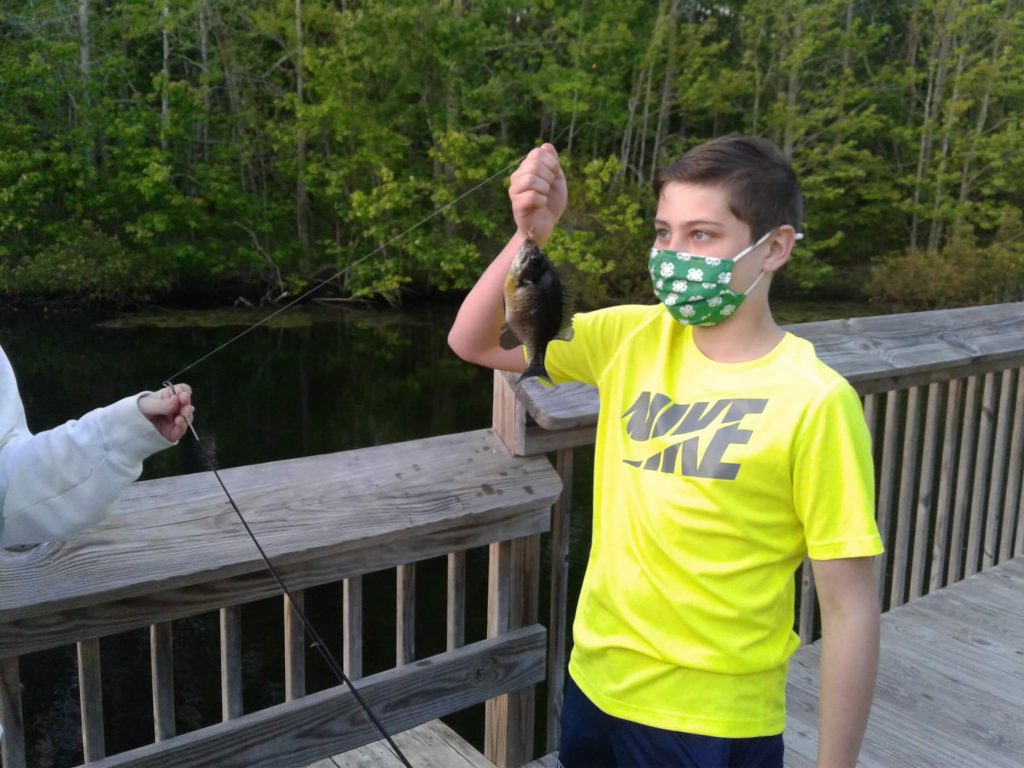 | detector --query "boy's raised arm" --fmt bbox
[448,143,567,372]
